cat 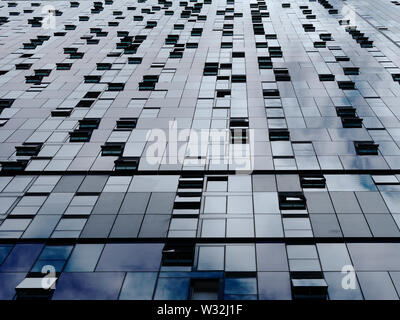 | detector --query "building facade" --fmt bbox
[1,0,400,300]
